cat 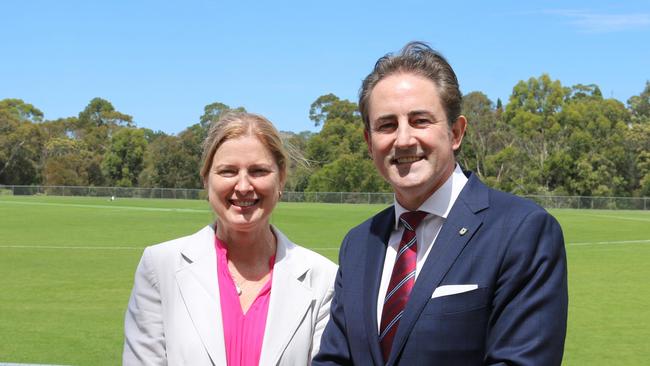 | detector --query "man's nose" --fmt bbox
[394,122,415,148]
